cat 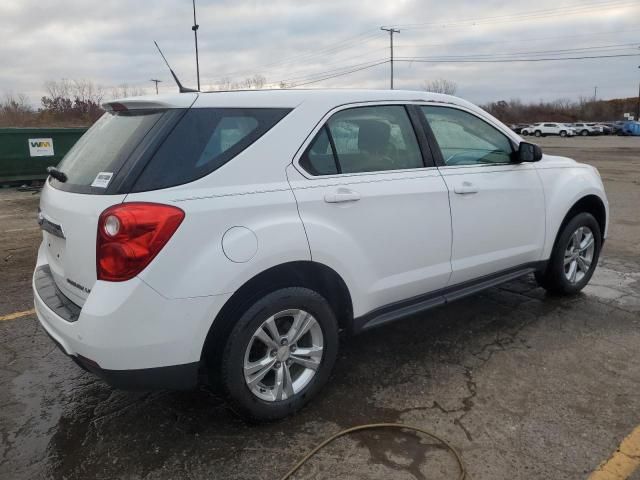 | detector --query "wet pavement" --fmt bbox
[1,137,639,479]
